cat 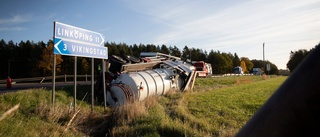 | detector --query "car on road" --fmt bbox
[234,66,244,74]
[252,68,263,75]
